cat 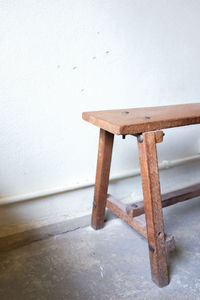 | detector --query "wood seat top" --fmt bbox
[82,103,200,135]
